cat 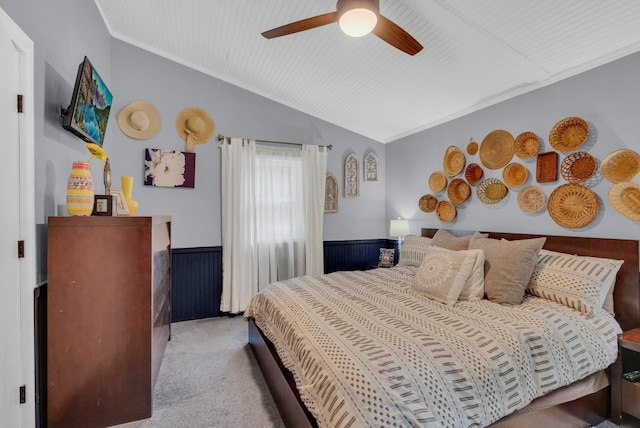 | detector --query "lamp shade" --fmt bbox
[338,7,378,37]
[389,219,409,237]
